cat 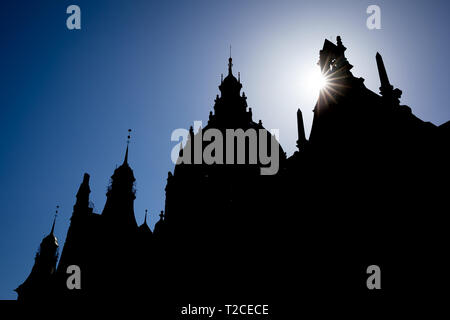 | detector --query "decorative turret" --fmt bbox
[209,54,252,128]
[102,130,137,229]
[218,56,243,98]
